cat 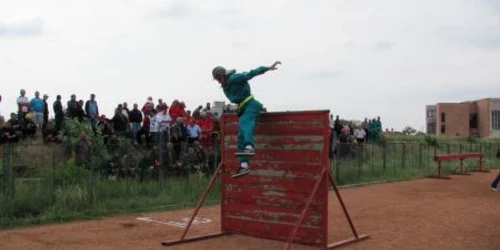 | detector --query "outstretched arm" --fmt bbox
[234,61,281,83]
